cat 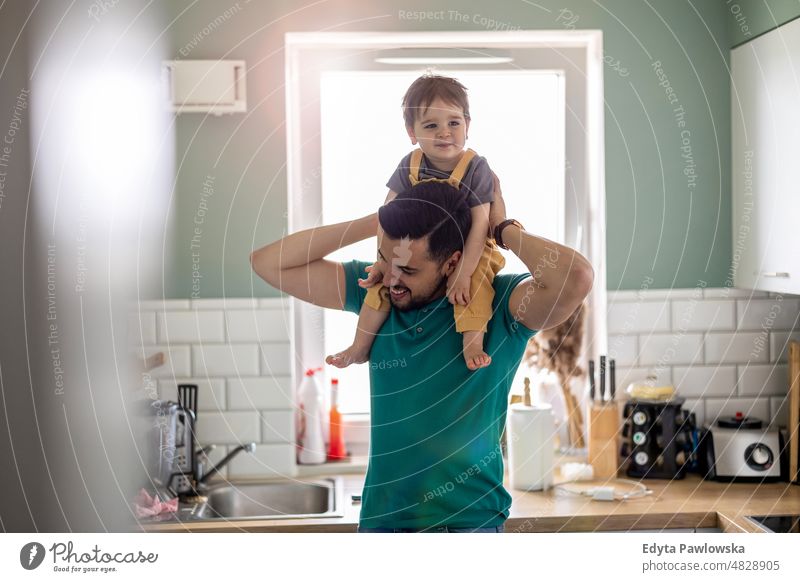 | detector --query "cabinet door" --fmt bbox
[731,19,800,294]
